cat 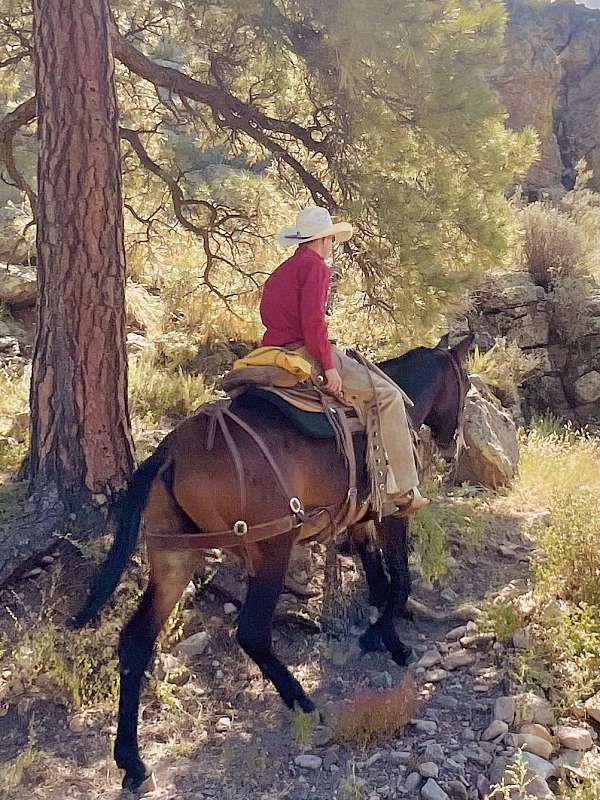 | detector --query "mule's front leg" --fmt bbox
[381,515,413,620]
[238,533,315,714]
[349,522,390,611]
